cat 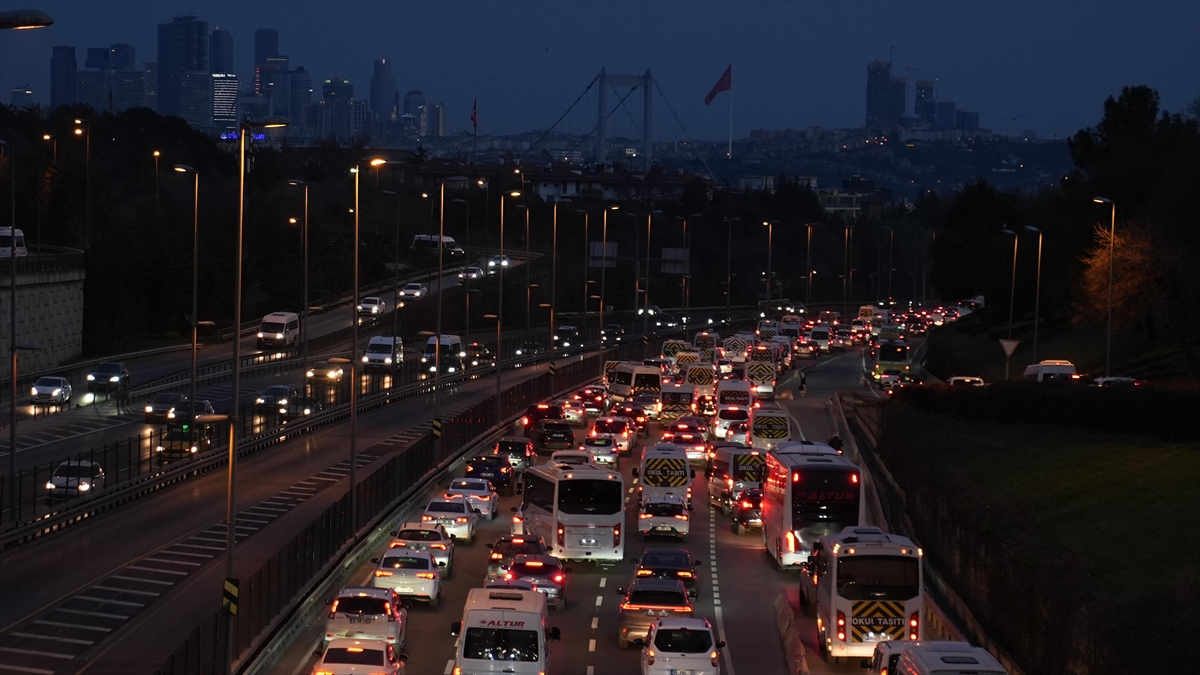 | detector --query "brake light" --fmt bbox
[431,543,447,550]
[711,650,720,667]
[329,599,340,616]
[455,517,469,523]
[553,573,564,583]
[512,515,523,526]
[674,514,689,520]
[522,416,530,426]
[590,429,597,437]
[501,466,510,473]
[851,474,859,484]
[375,570,394,577]
[785,531,796,553]
[421,515,434,522]
[525,561,544,567]
[646,649,655,666]
[391,542,406,547]
[741,500,753,508]
[792,472,801,482]
[637,569,655,576]
[677,570,693,578]
[512,537,525,544]
[416,572,436,579]
[557,524,565,548]
[727,478,734,488]
[505,572,515,580]
[622,430,629,439]
[909,611,920,640]
[491,552,503,560]
[837,610,846,641]
[384,601,393,619]
[639,513,653,519]
[613,524,621,547]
